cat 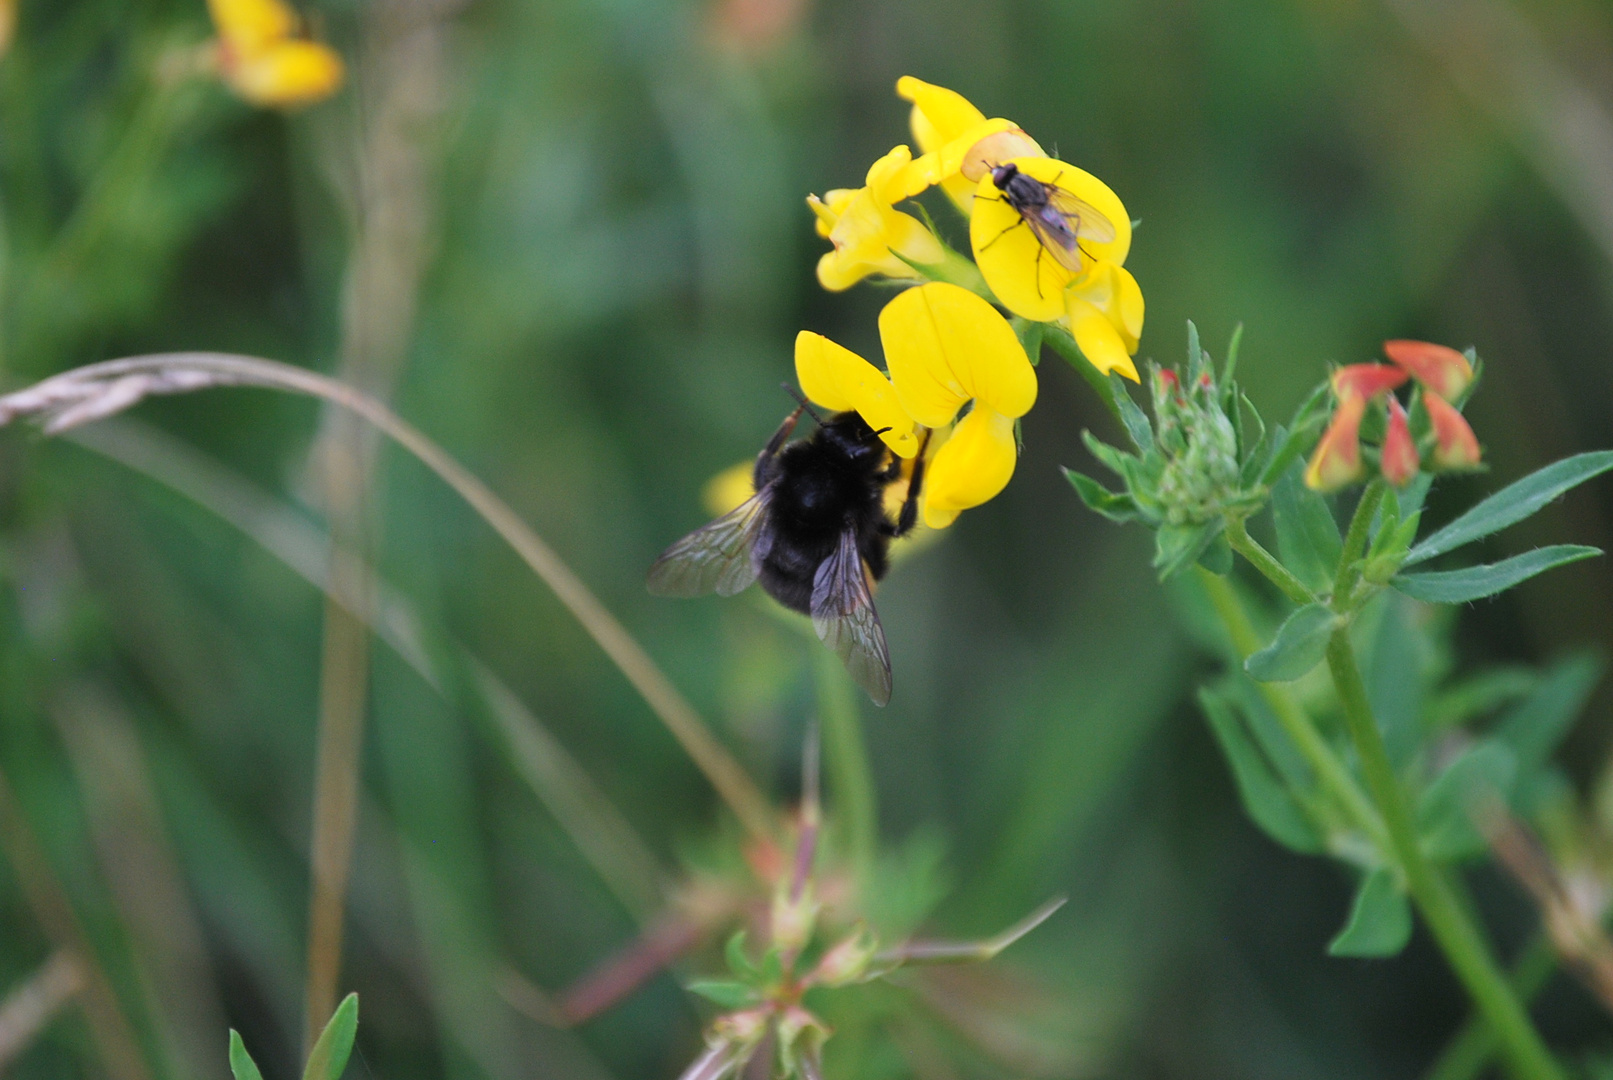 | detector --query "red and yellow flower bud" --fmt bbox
[1424,392,1482,470]
[1304,391,1367,492]
[1380,396,1420,488]
[1384,339,1473,401]
[1331,363,1407,401]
